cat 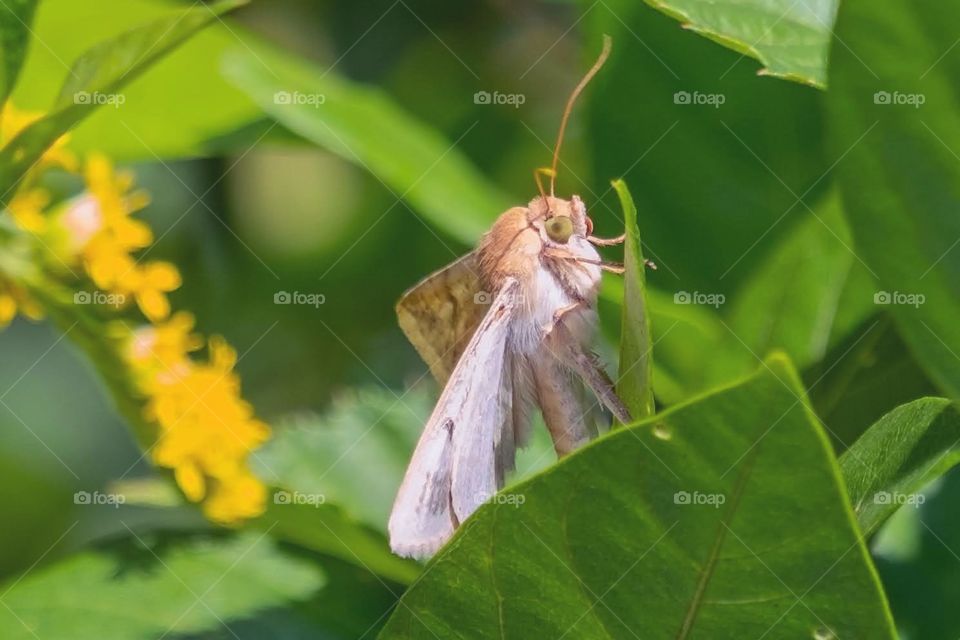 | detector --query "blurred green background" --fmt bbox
[0,0,957,638]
